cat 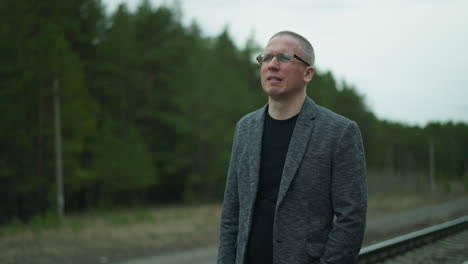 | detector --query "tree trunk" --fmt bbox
[53,76,64,221]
